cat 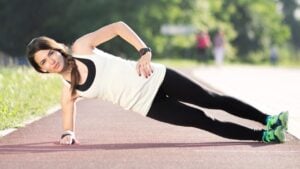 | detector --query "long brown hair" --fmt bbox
[26,36,80,96]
